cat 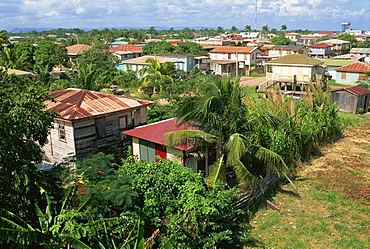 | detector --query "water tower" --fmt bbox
[341,22,351,32]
